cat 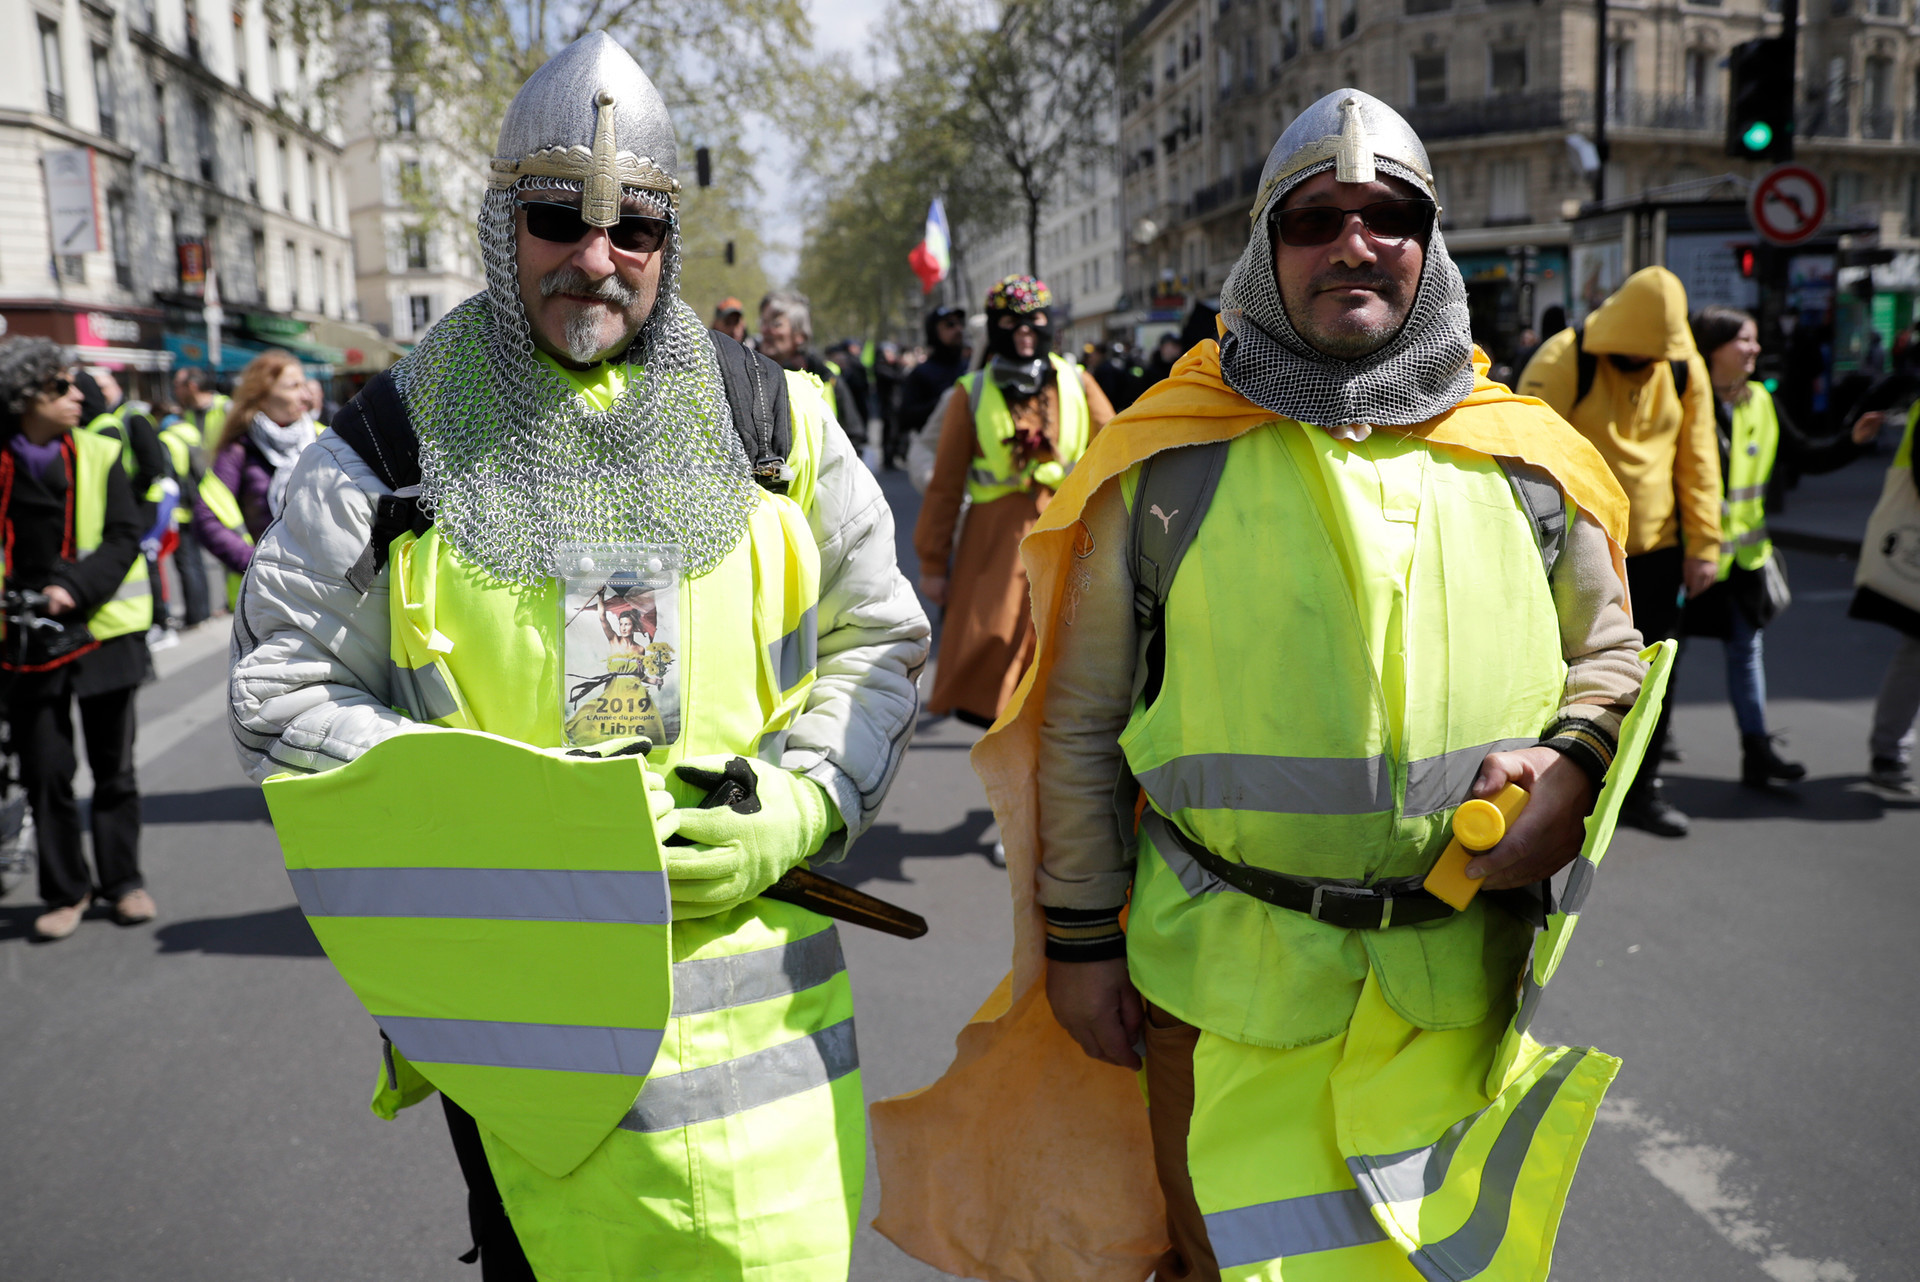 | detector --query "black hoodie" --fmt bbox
[901,314,969,437]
